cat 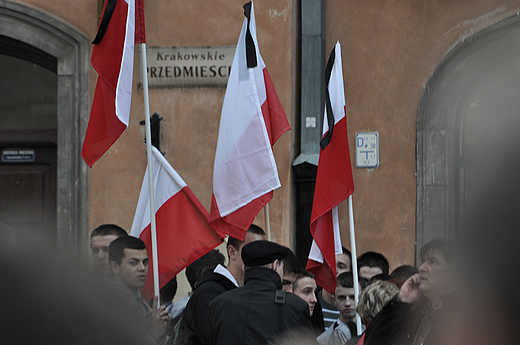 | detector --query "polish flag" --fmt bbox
[209,1,290,240]
[306,42,354,294]
[82,0,146,167]
[131,146,223,301]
